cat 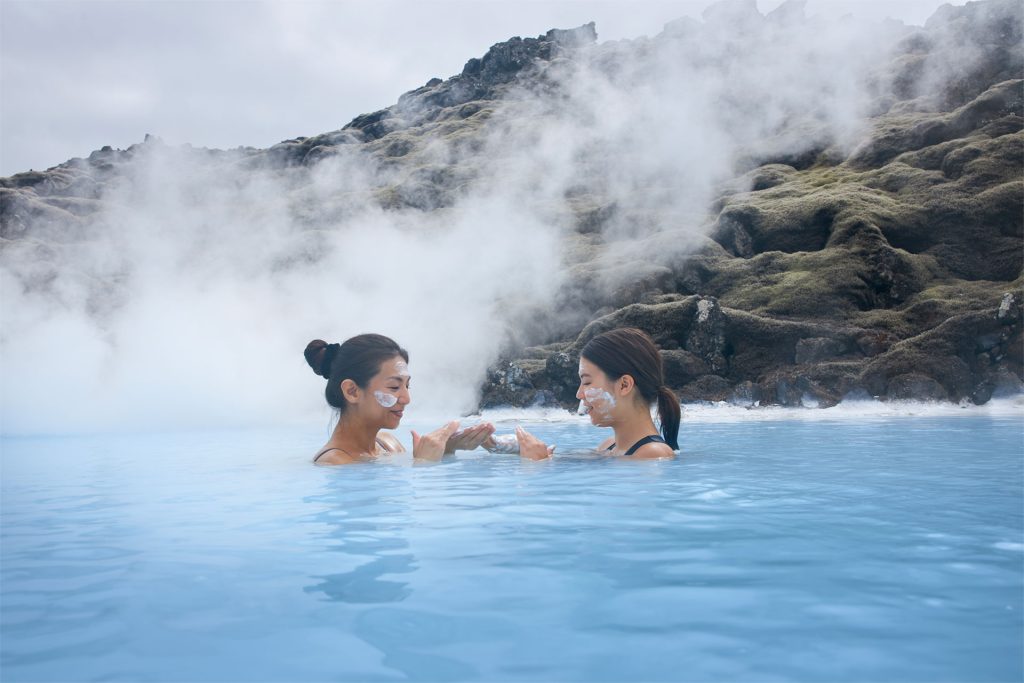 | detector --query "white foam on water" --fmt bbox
[694,488,731,501]
[681,396,1024,422]
[477,406,593,425]
[993,542,1024,552]
[478,395,1024,424]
